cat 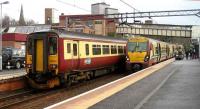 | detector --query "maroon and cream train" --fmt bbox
[26,30,127,89]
